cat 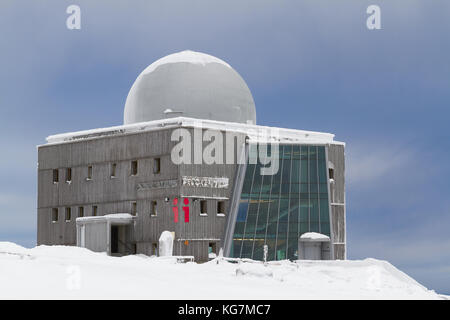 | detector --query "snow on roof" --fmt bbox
[299,232,331,242]
[44,117,343,146]
[140,50,231,75]
[76,213,134,224]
